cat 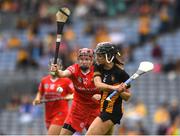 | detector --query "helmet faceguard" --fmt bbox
[49,58,62,76]
[78,48,94,72]
[95,42,121,63]
[78,48,94,59]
